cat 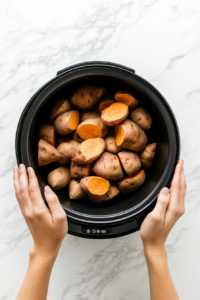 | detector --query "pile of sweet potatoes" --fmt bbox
[38,85,157,204]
